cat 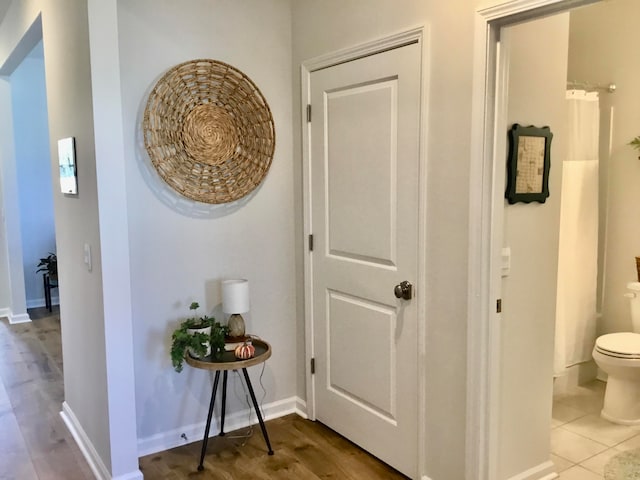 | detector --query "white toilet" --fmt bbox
[592,282,640,425]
